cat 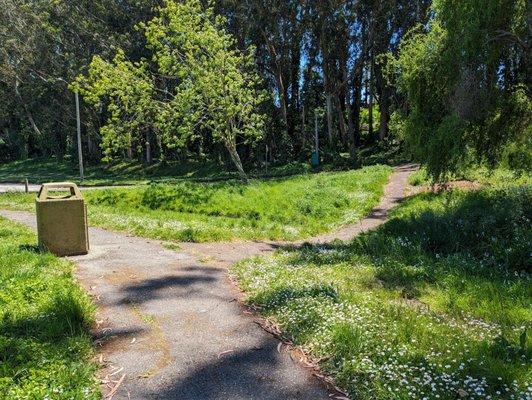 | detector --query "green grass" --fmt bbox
[0,157,243,186]
[408,165,531,187]
[0,165,392,242]
[0,157,354,187]
[0,217,98,399]
[232,185,532,399]
[0,145,404,187]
